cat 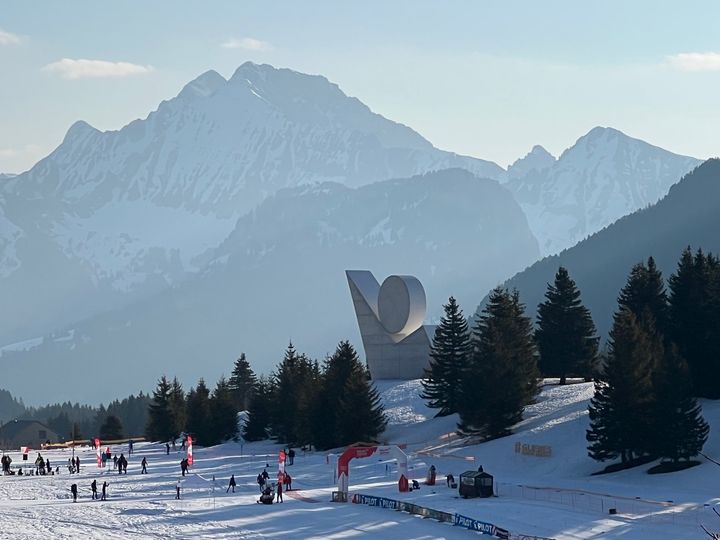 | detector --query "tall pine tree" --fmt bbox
[337,365,388,446]
[669,247,720,398]
[618,257,669,333]
[243,376,273,442]
[313,341,387,449]
[169,377,186,439]
[535,267,598,384]
[458,288,539,439]
[586,309,657,464]
[652,342,709,463]
[209,376,239,445]
[229,353,257,411]
[270,343,318,444]
[421,296,471,416]
[145,376,177,442]
[185,379,213,446]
